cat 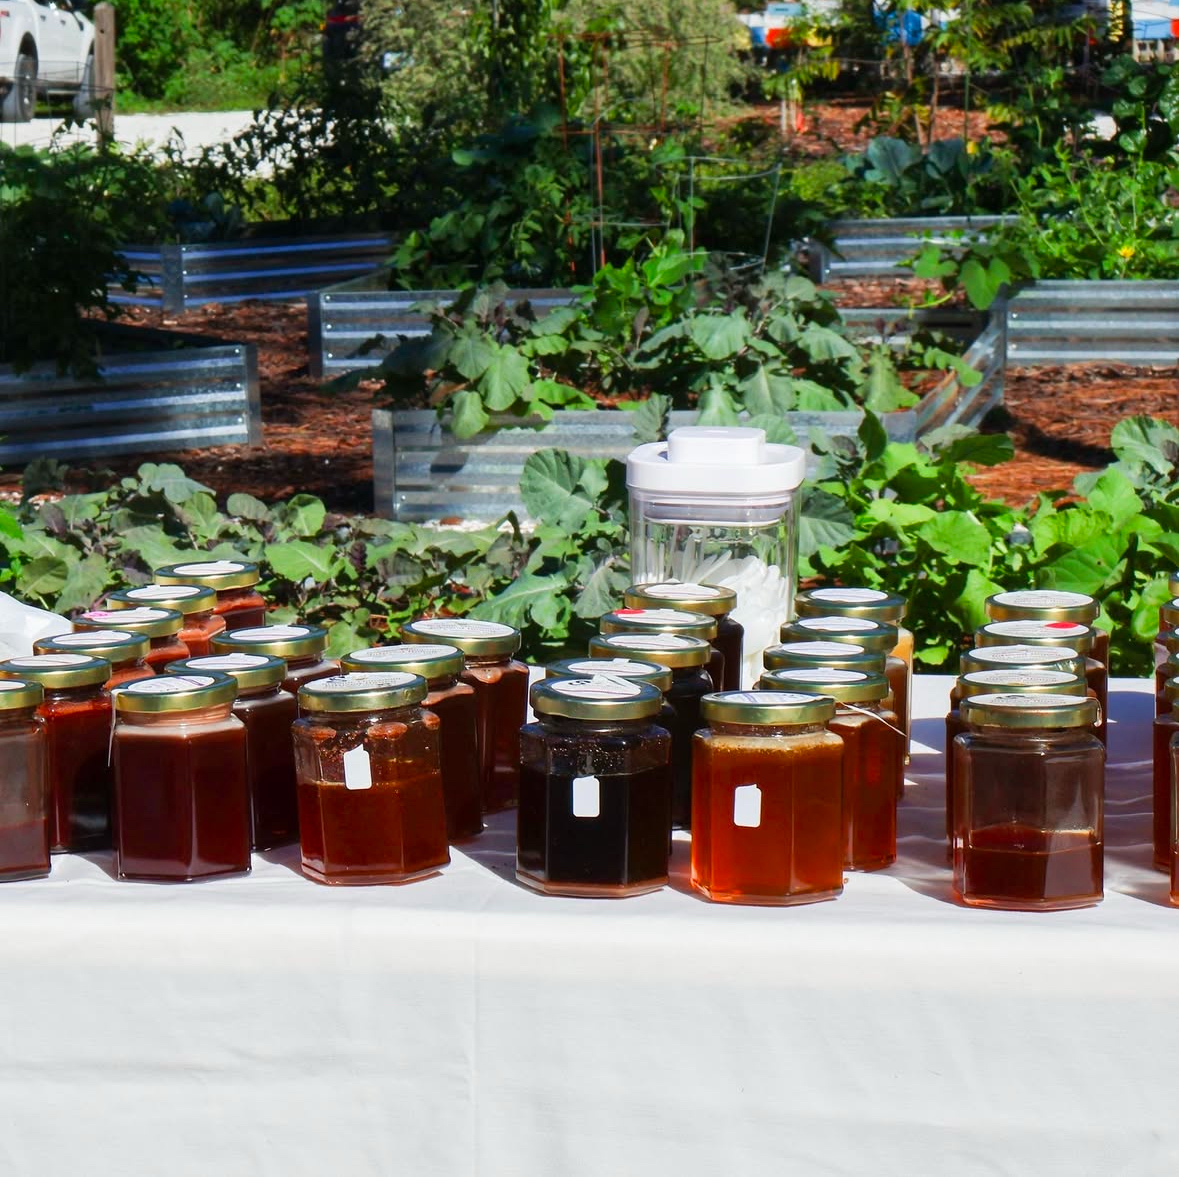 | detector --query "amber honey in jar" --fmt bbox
[600,607,722,691]
[155,559,266,631]
[587,631,713,829]
[760,667,901,871]
[691,690,843,905]
[623,583,742,690]
[1152,678,1179,871]
[0,680,49,880]
[1154,598,1179,678]
[167,653,298,851]
[402,618,528,815]
[1157,634,1179,715]
[107,583,226,658]
[34,629,153,689]
[0,653,112,853]
[985,590,1109,669]
[75,606,188,671]
[341,644,482,841]
[953,693,1104,911]
[518,677,671,898]
[293,672,449,885]
[211,623,337,694]
[113,672,251,881]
